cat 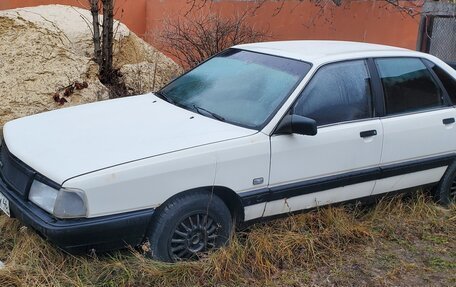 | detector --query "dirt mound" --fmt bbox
[0,5,181,136]
[116,33,180,95]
